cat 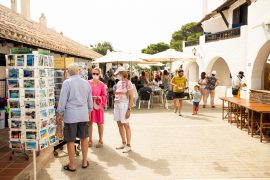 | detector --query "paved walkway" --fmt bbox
[38,102,270,180]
